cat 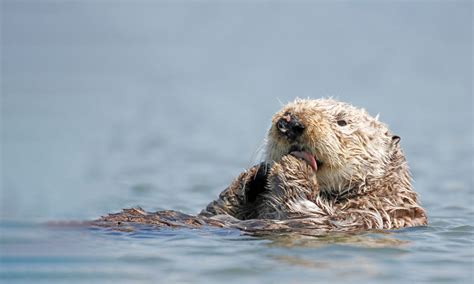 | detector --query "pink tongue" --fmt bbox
[290,151,318,171]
